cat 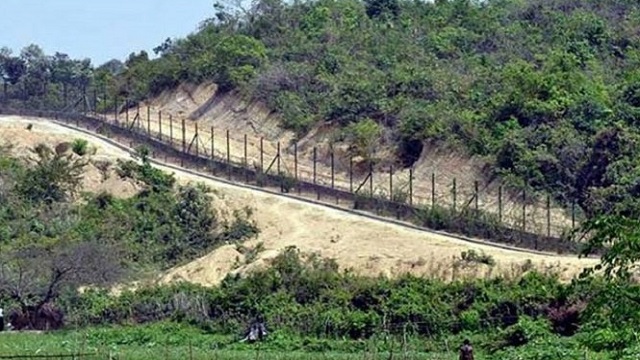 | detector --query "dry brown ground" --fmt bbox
[112,82,579,237]
[0,116,598,290]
